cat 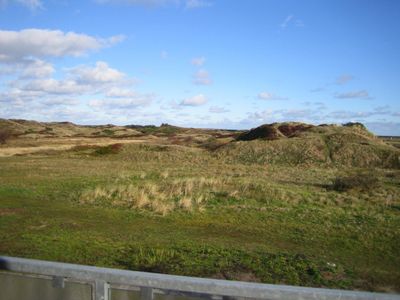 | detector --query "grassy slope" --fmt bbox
[219,125,399,168]
[0,142,399,292]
